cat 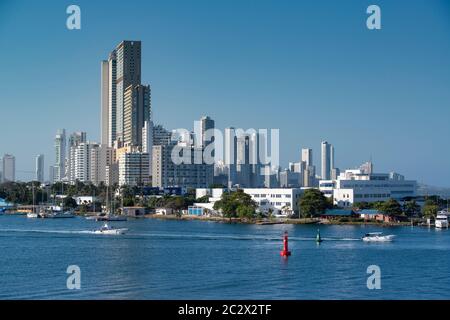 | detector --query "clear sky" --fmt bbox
[1,0,450,186]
